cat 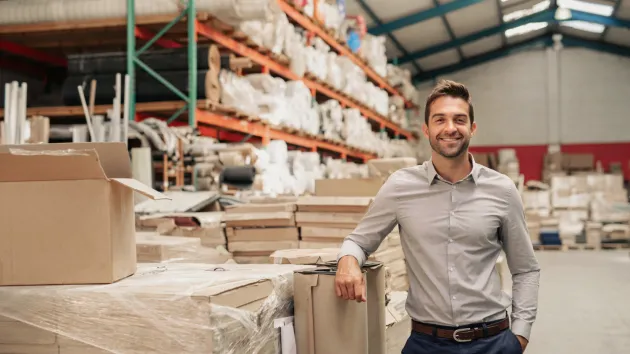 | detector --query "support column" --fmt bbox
[126,0,136,122]
[188,0,197,127]
[545,45,561,146]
